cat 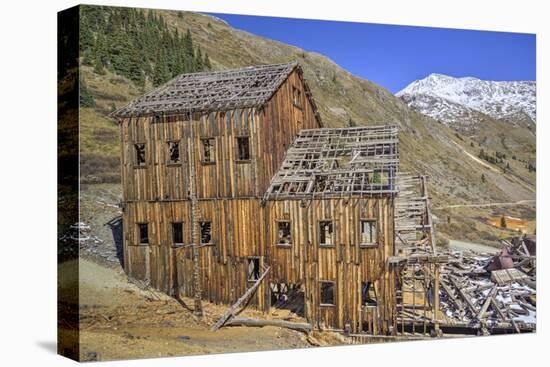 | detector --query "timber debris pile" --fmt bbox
[394,174,536,336]
[437,237,536,334]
